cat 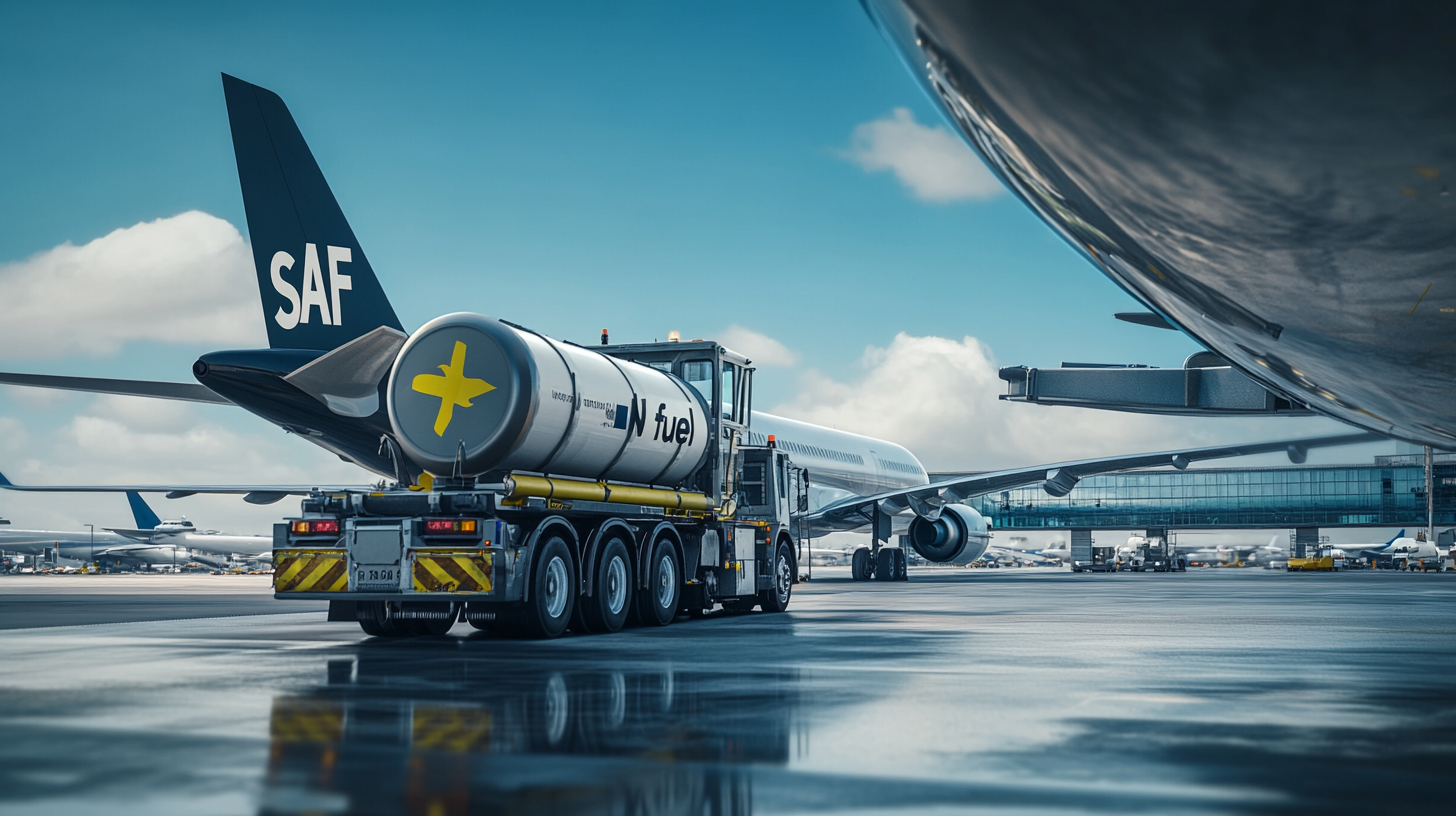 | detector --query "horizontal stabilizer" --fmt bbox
[0,373,230,404]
